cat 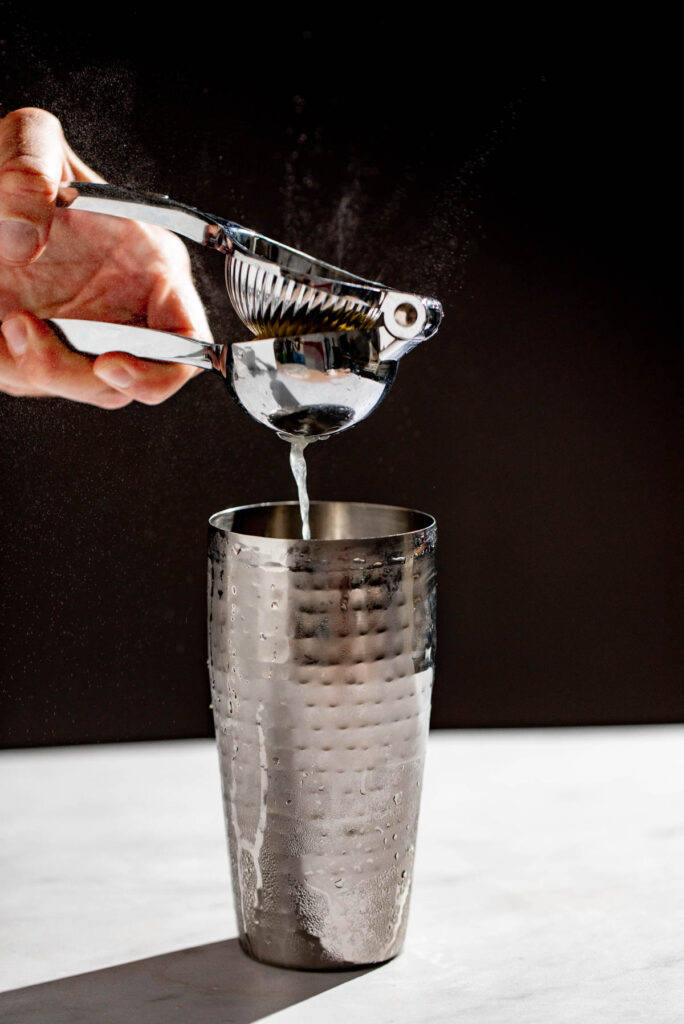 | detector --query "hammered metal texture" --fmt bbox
[208,502,436,970]
[227,255,383,337]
